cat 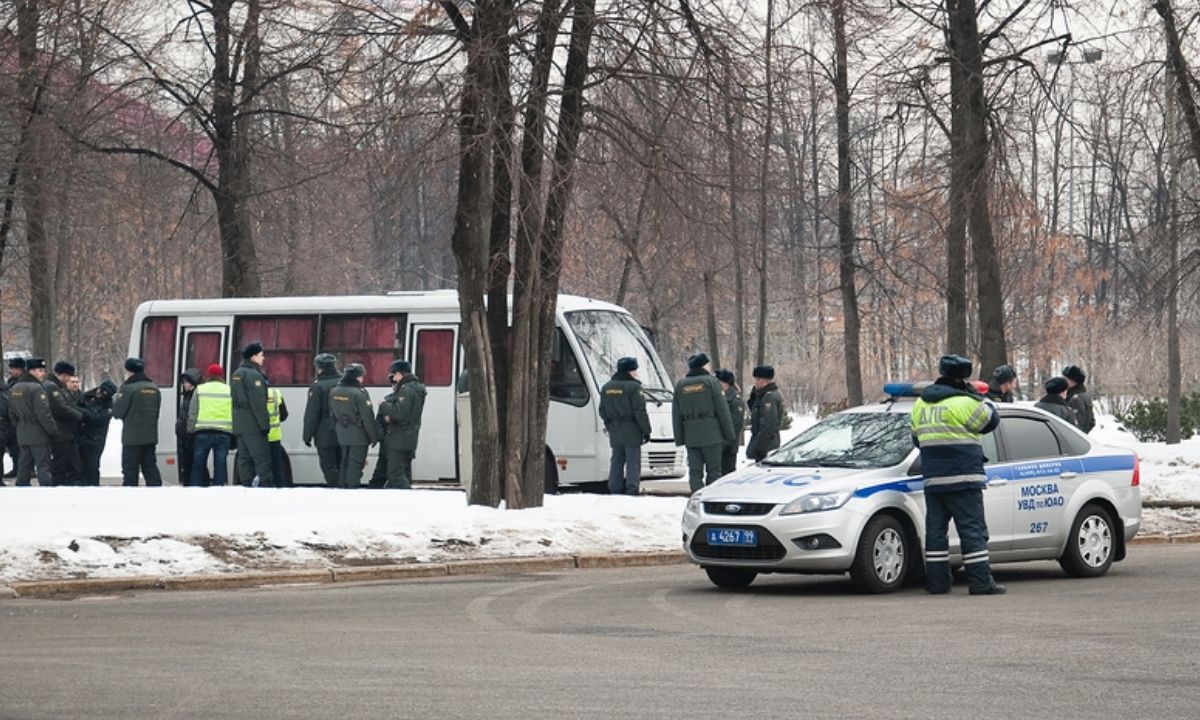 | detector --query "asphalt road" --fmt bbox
[2,546,1198,720]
